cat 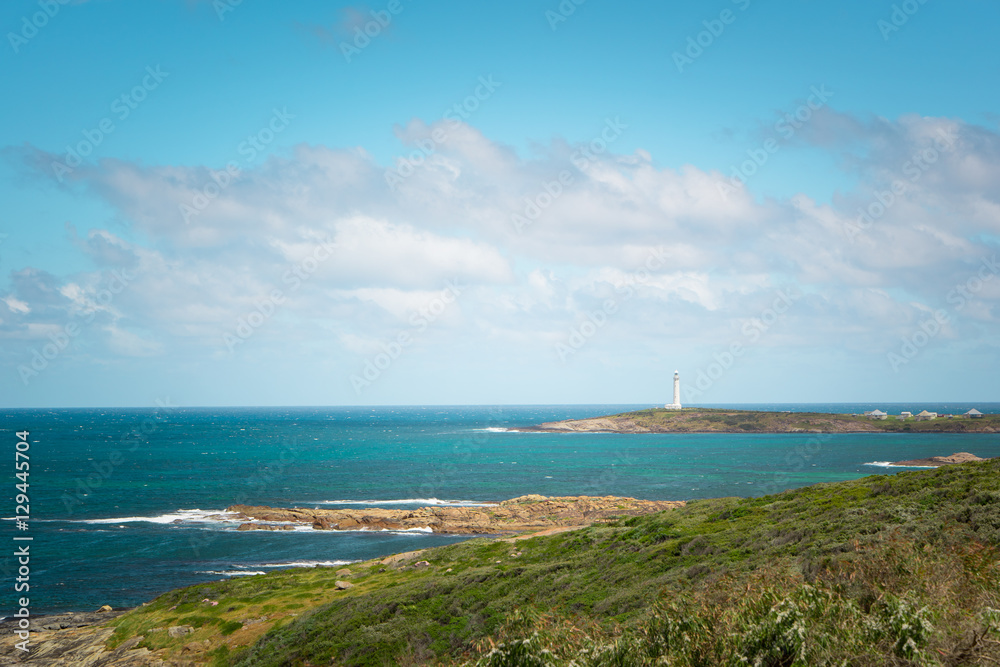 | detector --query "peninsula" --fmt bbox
[518,407,999,434]
[226,495,685,534]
